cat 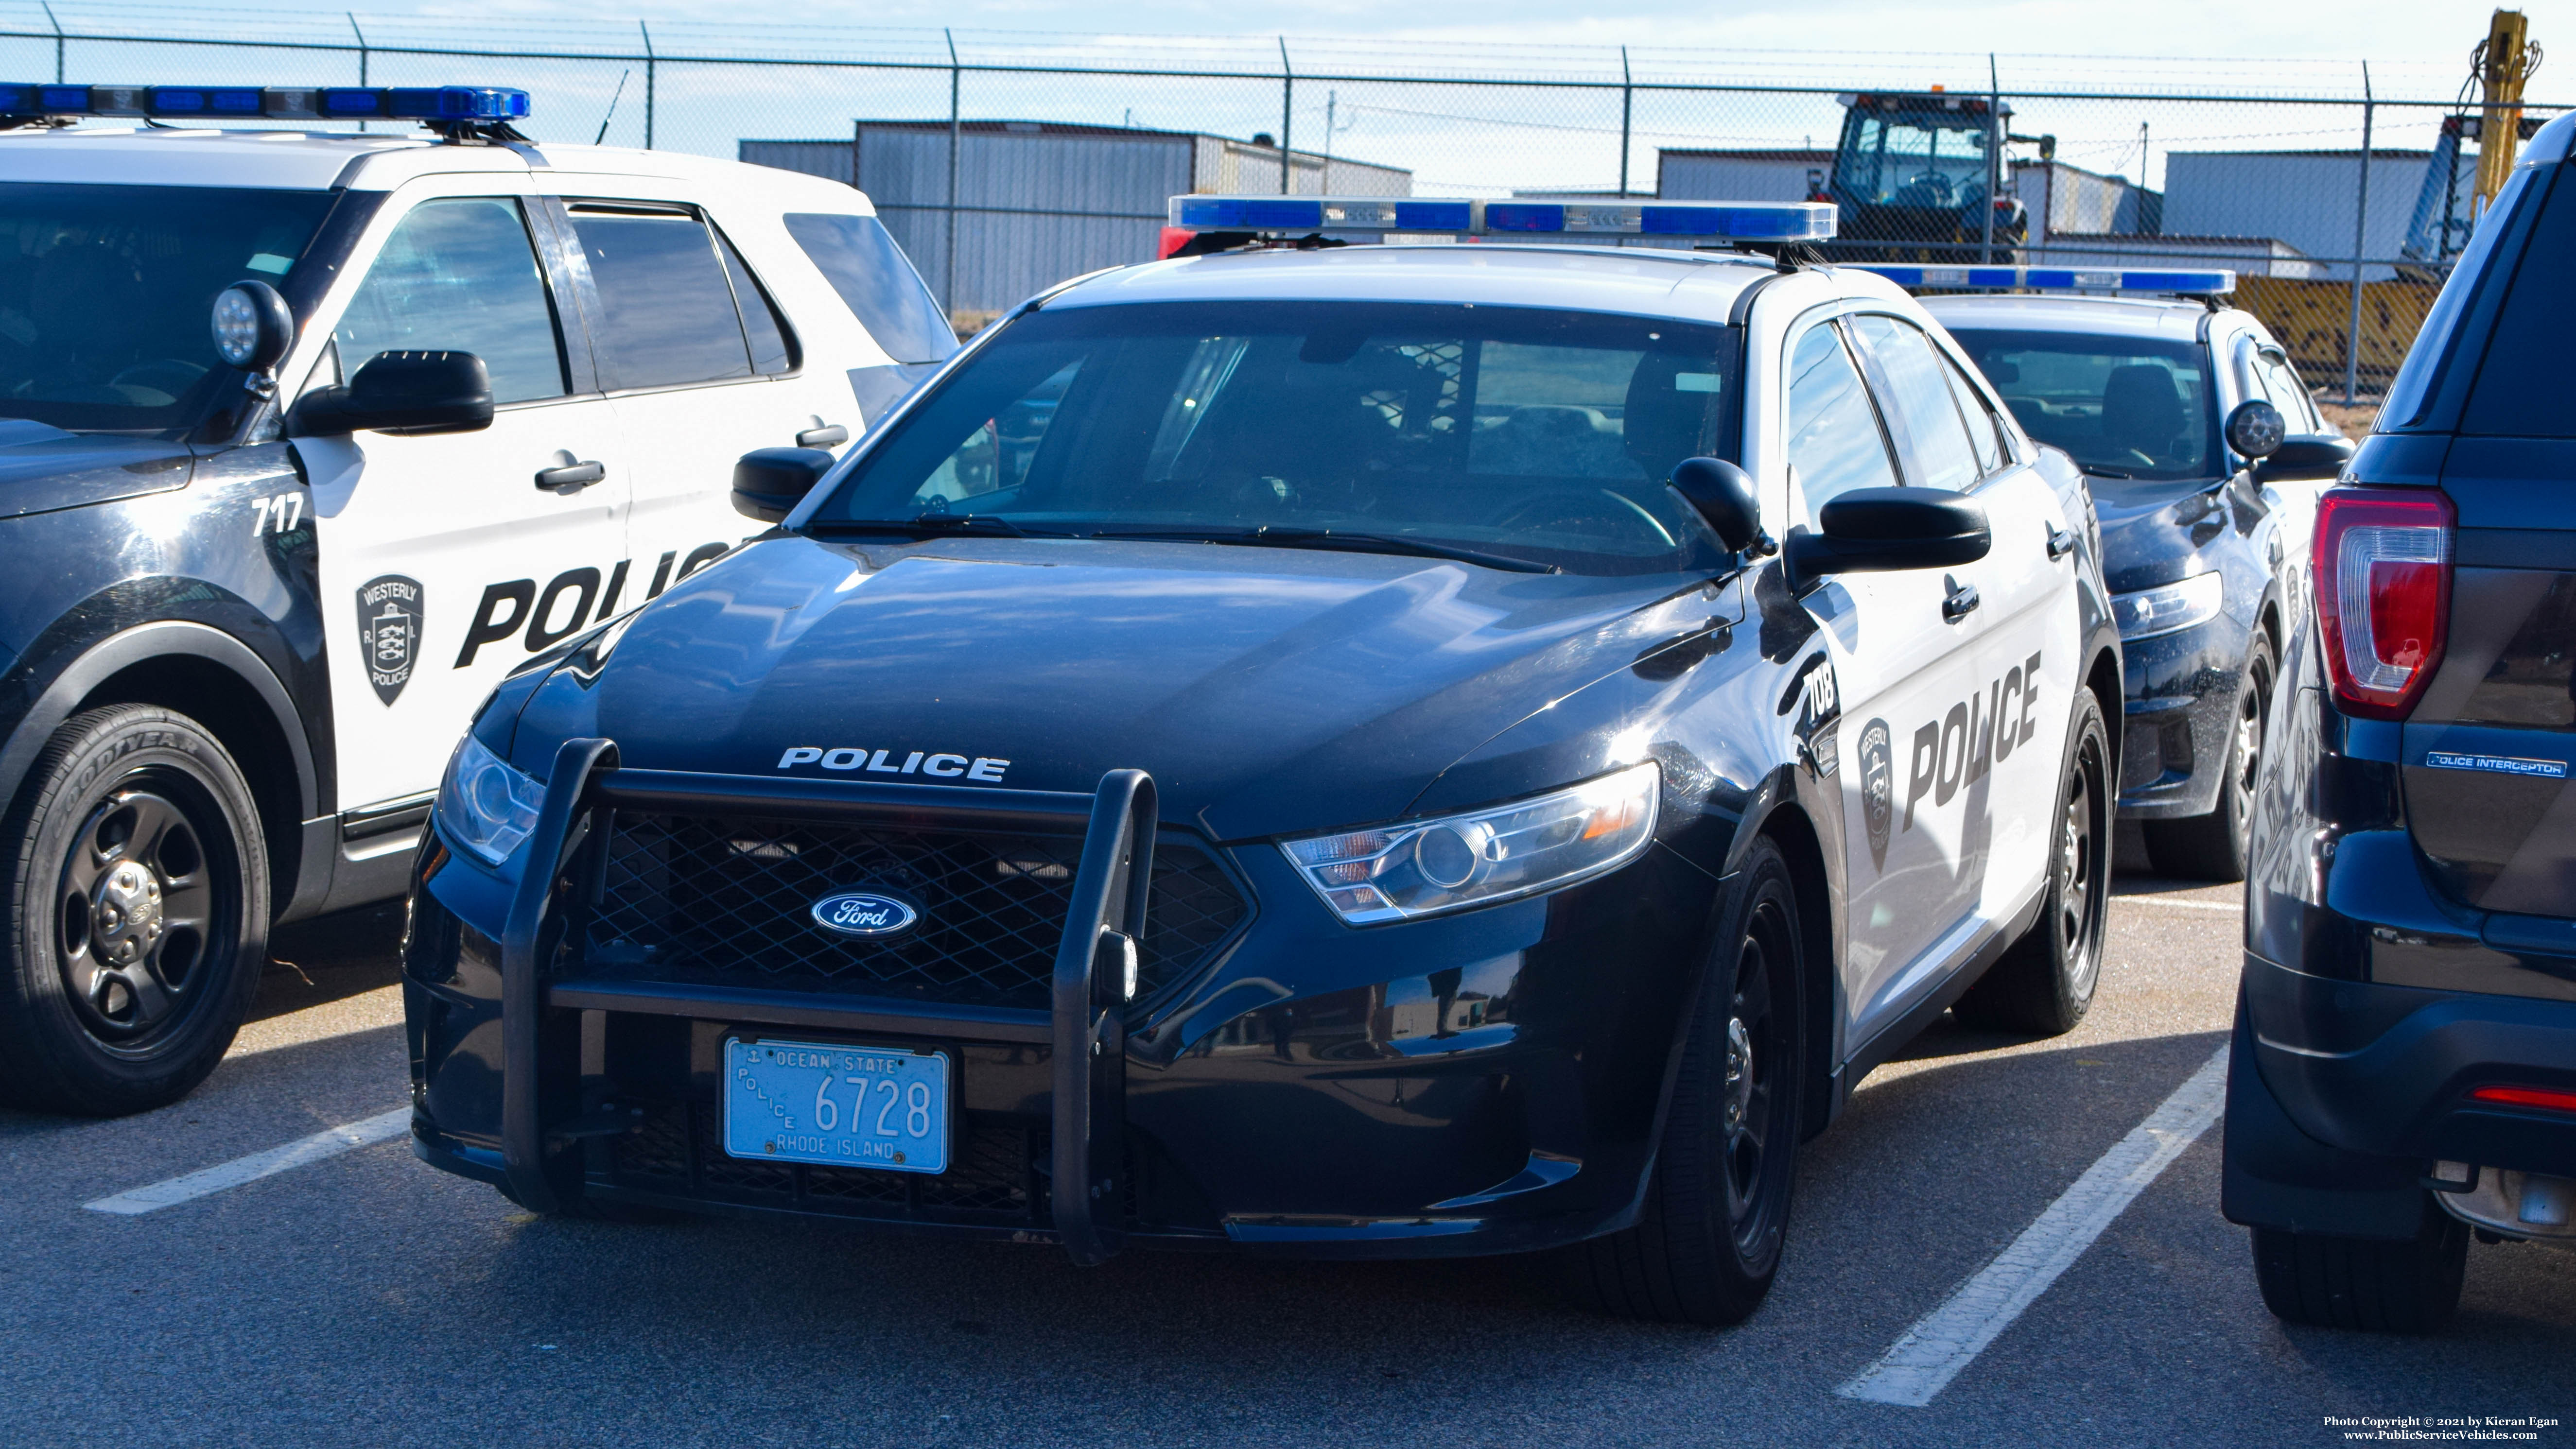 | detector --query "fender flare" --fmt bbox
[0,620,319,825]
[1612,765,1838,1233]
